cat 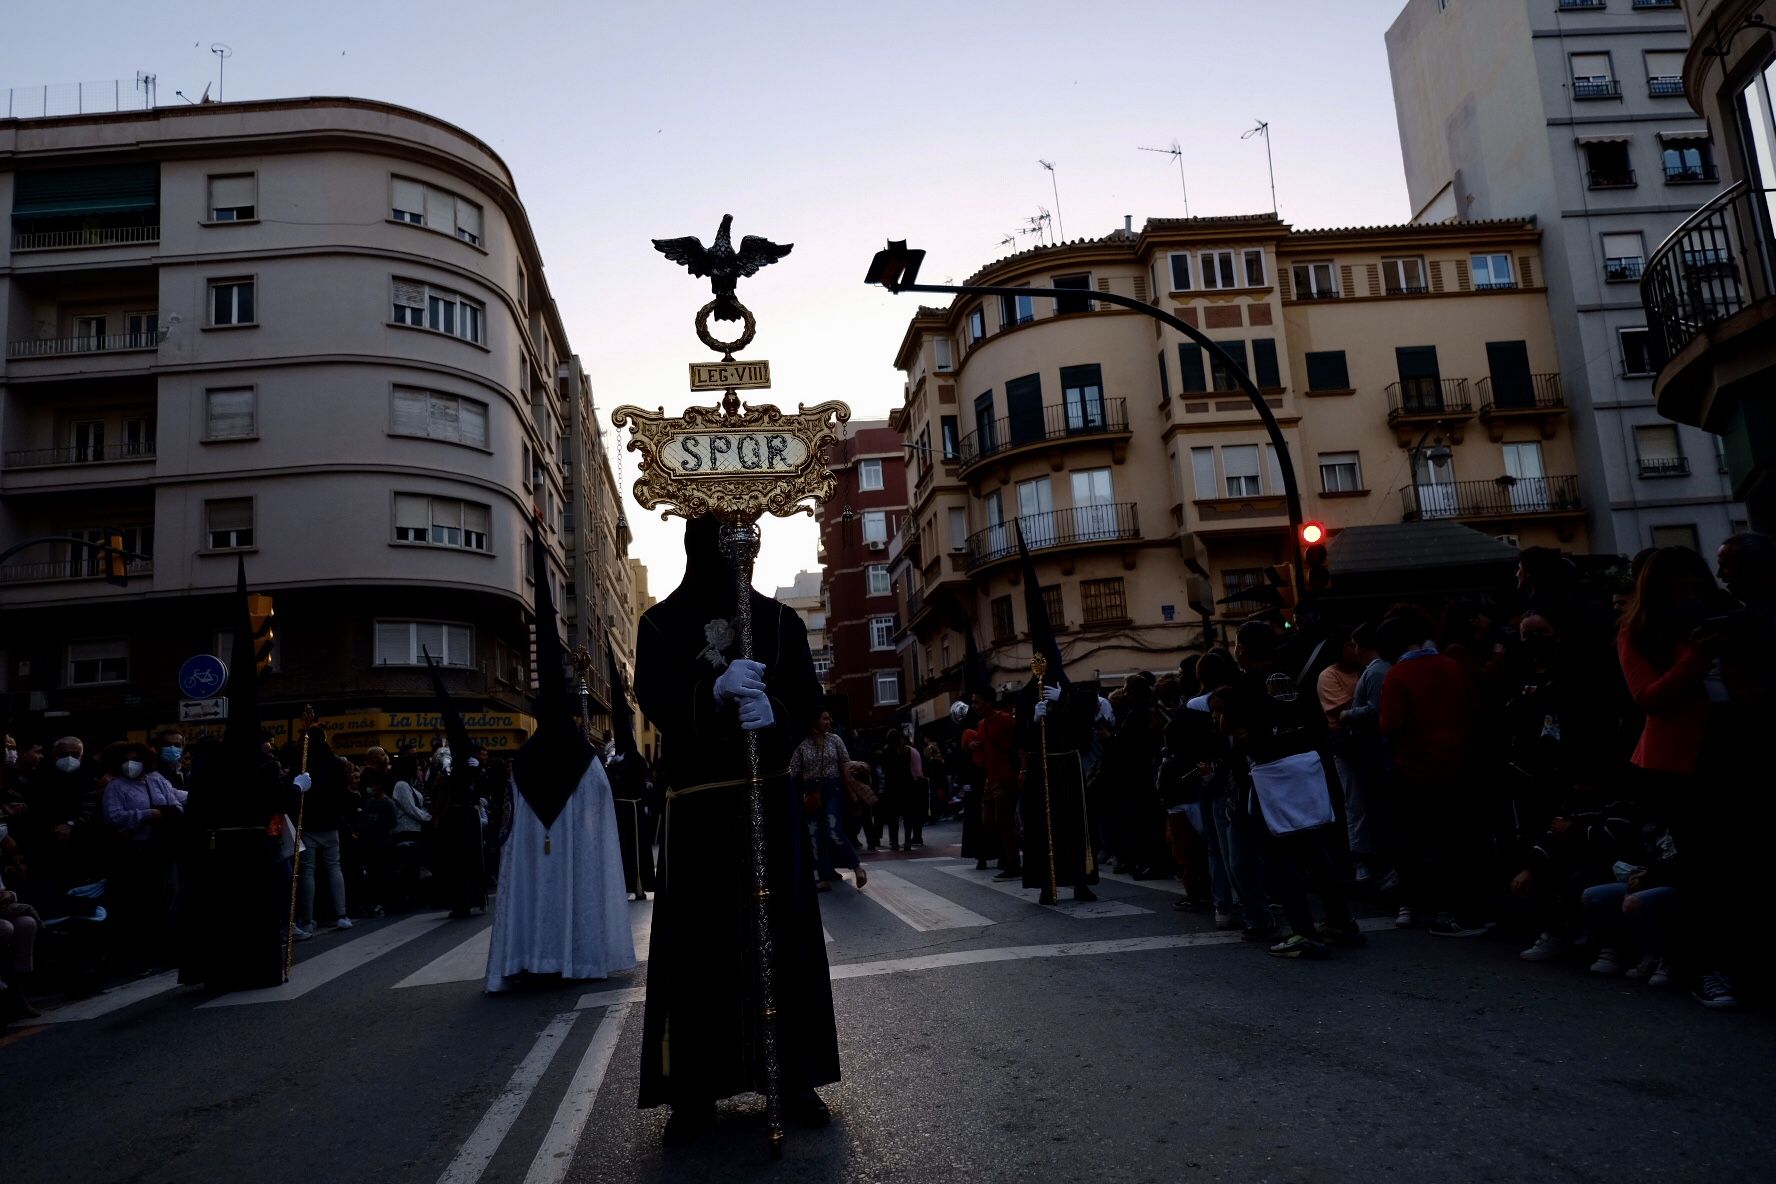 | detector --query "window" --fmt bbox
[858,458,884,491]
[391,278,485,344]
[75,315,105,343]
[1470,254,1515,289]
[205,498,255,549]
[1222,569,1266,611]
[1200,250,1239,289]
[1072,467,1116,539]
[1645,50,1685,96]
[1650,524,1700,552]
[209,278,255,326]
[207,173,255,221]
[1252,339,1281,389]
[940,416,959,461]
[202,388,255,440]
[1662,139,1716,183]
[394,494,491,551]
[869,615,897,650]
[1209,340,1249,393]
[1157,350,1171,402]
[947,506,967,549]
[933,338,954,371]
[1319,451,1363,493]
[390,176,484,245]
[1060,363,1106,430]
[374,620,474,666]
[1585,141,1635,188]
[1244,249,1267,287]
[1177,344,1207,393]
[1223,444,1261,497]
[991,595,1015,643]
[867,564,891,596]
[873,670,902,706]
[862,510,888,546]
[1620,328,1655,376]
[1571,52,1618,99]
[967,307,985,343]
[1602,232,1645,281]
[1383,257,1427,295]
[67,640,128,686]
[1053,274,1093,315]
[1041,585,1066,630]
[1080,577,1127,625]
[915,425,932,475]
[1634,424,1688,477]
[391,387,489,449]
[1304,351,1350,391]
[1291,261,1338,298]
[1168,253,1193,291]
[974,391,998,454]
[1190,447,1218,500]
[999,290,1036,327]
